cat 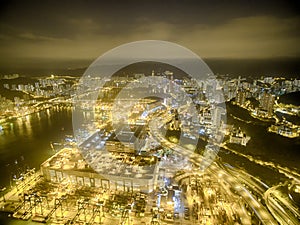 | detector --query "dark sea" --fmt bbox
[0,106,73,188]
[220,103,300,185]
